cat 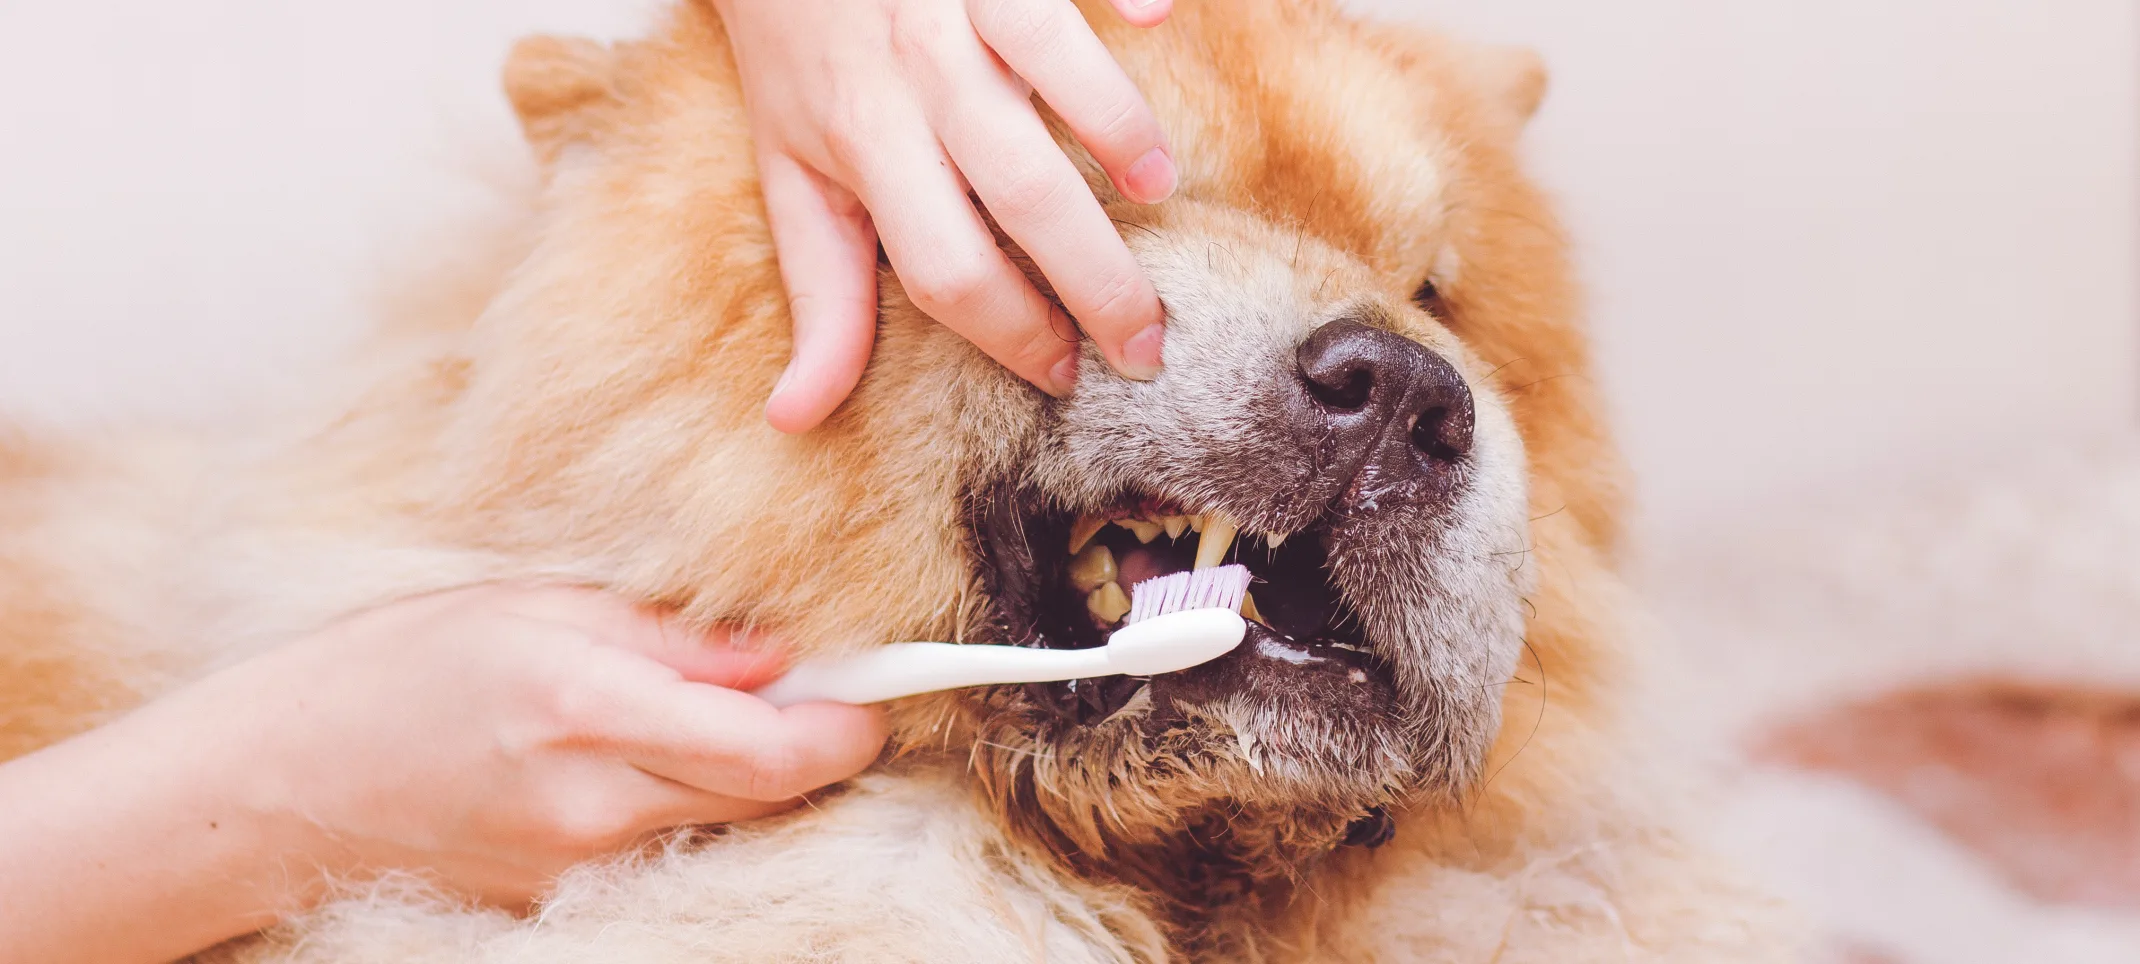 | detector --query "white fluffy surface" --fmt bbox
[1638,434,2140,961]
